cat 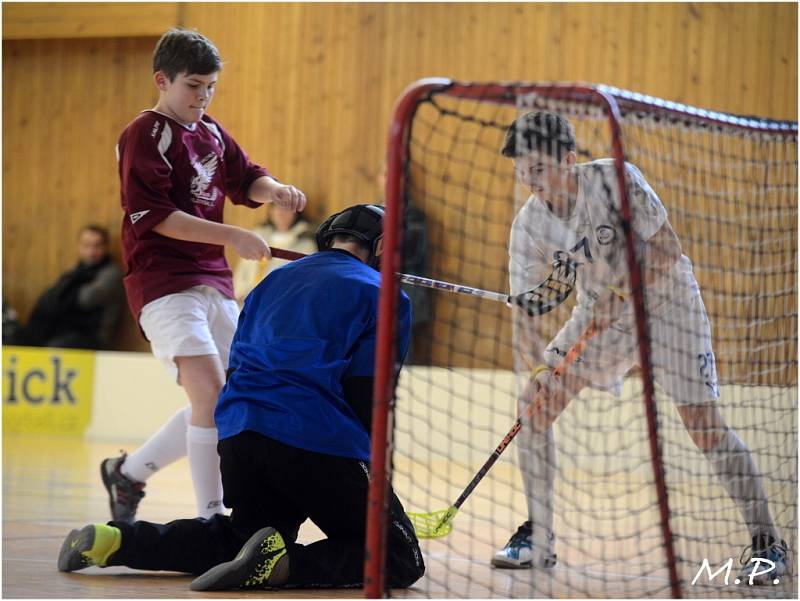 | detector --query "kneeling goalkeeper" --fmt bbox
[58,204,425,591]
